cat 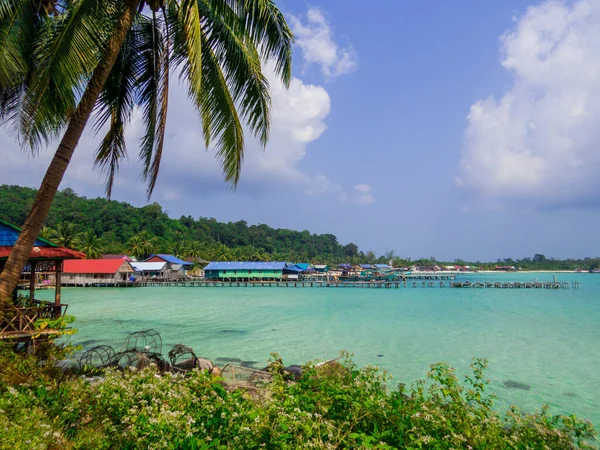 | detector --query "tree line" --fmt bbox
[0,185,367,264]
[2,185,600,269]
